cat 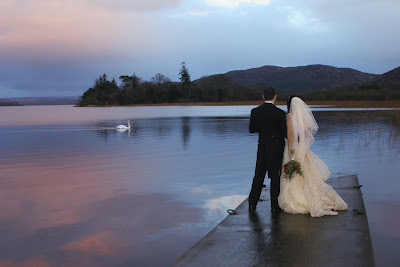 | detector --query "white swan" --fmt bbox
[116,120,131,129]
